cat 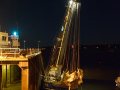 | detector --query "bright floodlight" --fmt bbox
[69,0,73,7]
[13,32,17,36]
[69,0,73,4]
